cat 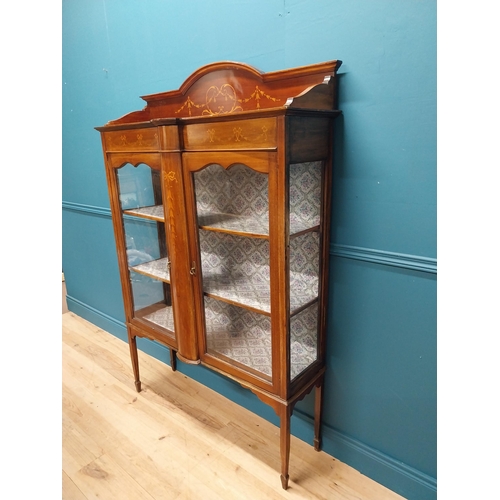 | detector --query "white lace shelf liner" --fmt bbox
[123,205,164,222]
[198,211,319,238]
[204,297,318,379]
[202,269,318,315]
[137,304,175,333]
[130,257,171,283]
